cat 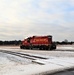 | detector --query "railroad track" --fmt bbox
[0,50,48,60]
